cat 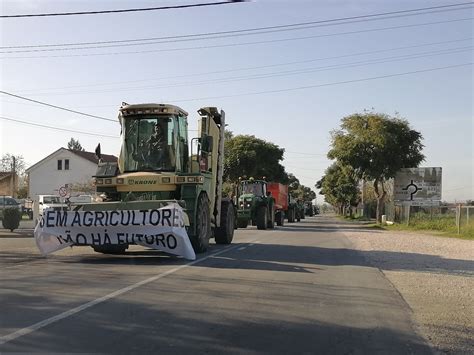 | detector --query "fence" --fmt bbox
[457,206,474,235]
[385,203,473,236]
